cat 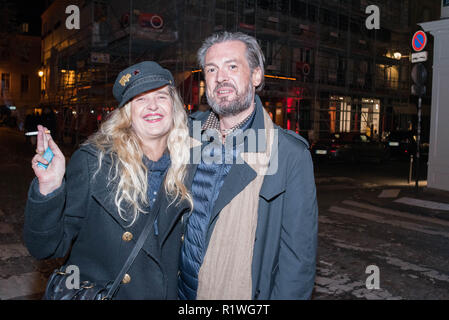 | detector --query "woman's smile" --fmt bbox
[143,113,164,123]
